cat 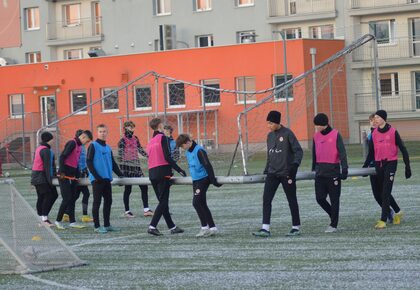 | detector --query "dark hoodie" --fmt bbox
[31,142,56,185]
